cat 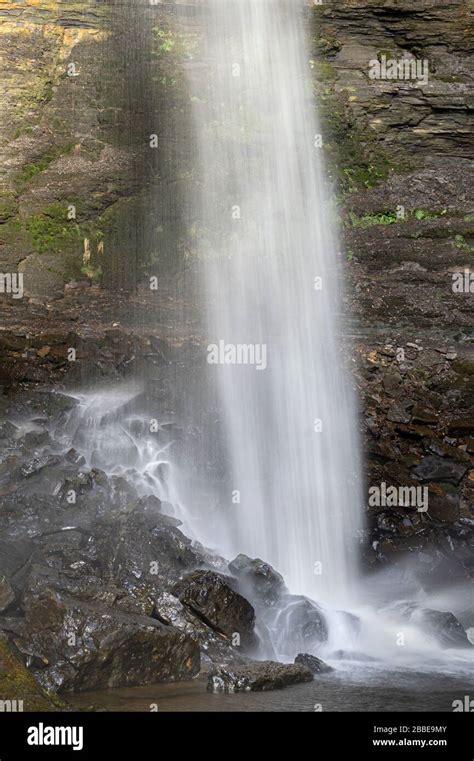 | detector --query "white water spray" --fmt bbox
[190,0,363,603]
